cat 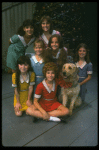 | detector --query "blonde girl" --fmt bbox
[30,39,45,96]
